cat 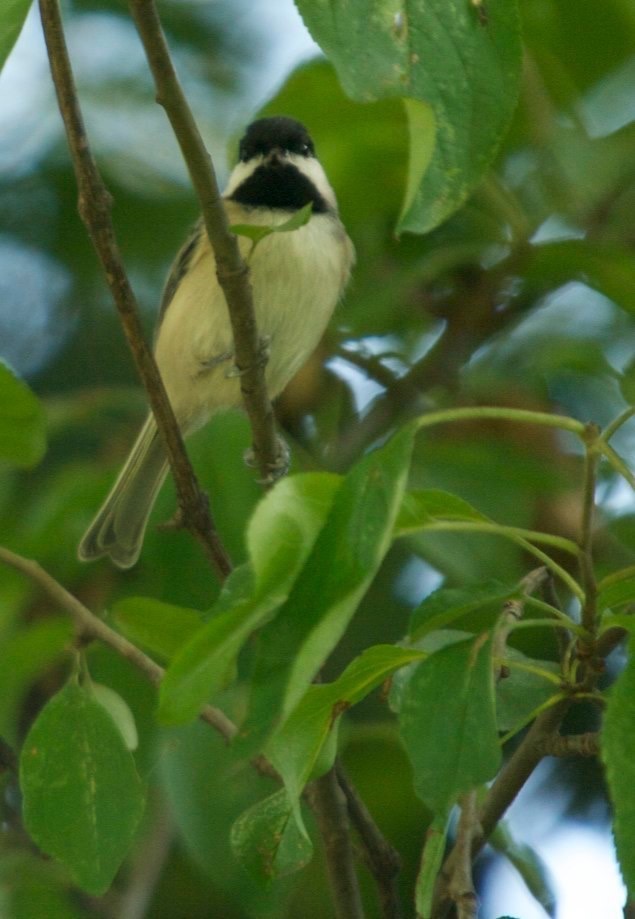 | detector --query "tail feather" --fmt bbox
[78,415,168,569]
